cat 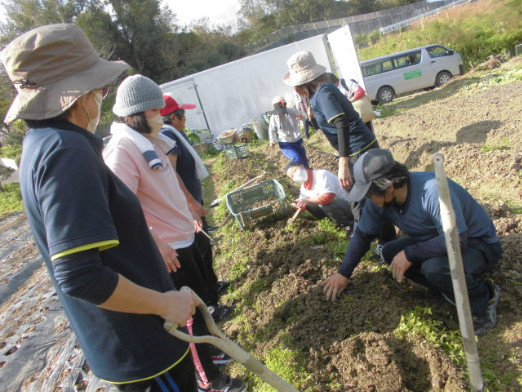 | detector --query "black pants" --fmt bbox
[170,243,209,302]
[303,118,319,138]
[306,198,354,228]
[380,237,502,316]
[365,121,374,134]
[169,242,221,381]
[115,354,197,391]
[195,216,219,306]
